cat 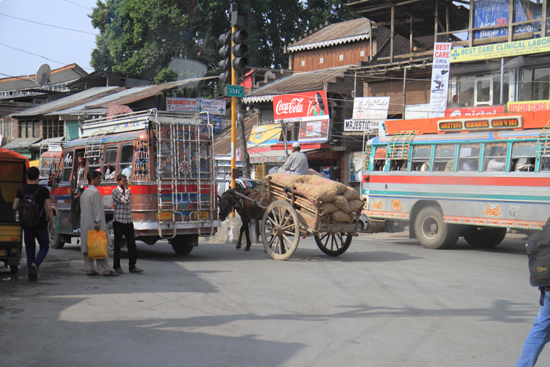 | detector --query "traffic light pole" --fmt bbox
[231,25,237,192]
